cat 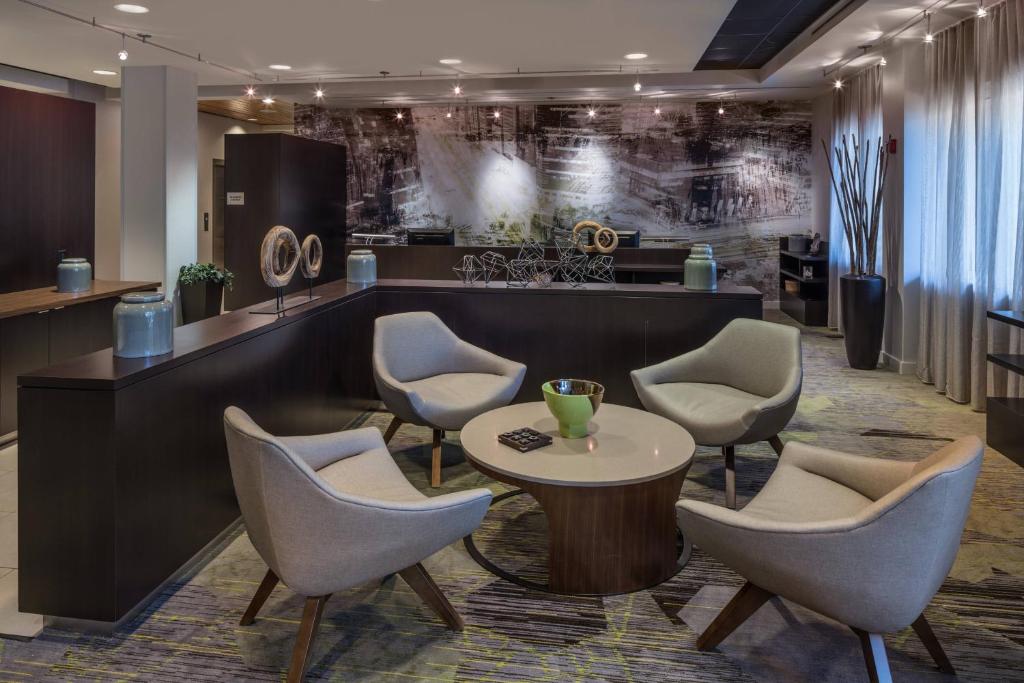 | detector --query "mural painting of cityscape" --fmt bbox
[293,100,813,297]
